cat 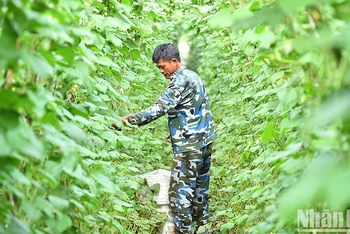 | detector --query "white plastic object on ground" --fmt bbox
[140,169,175,234]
